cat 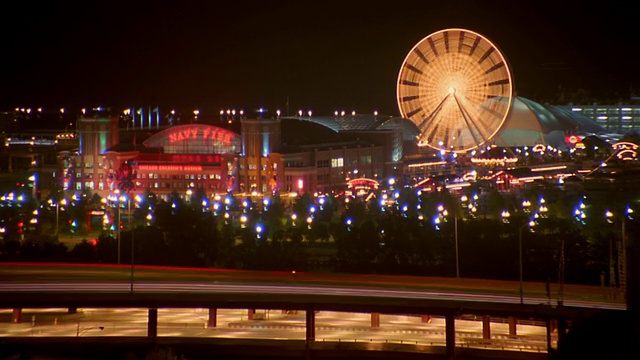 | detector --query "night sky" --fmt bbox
[2,0,638,117]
